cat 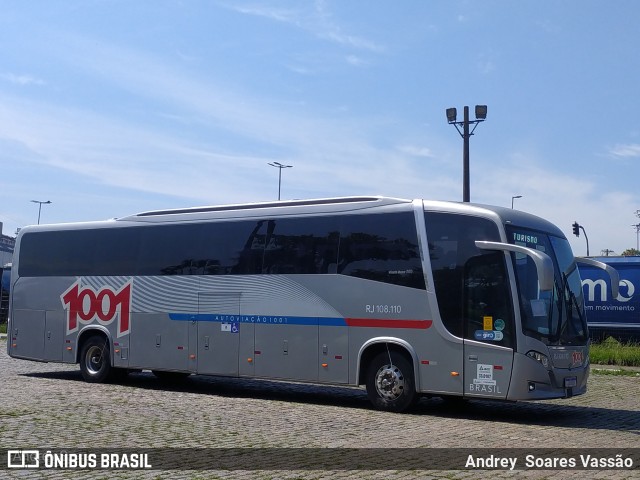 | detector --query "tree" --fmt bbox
[621,248,640,256]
